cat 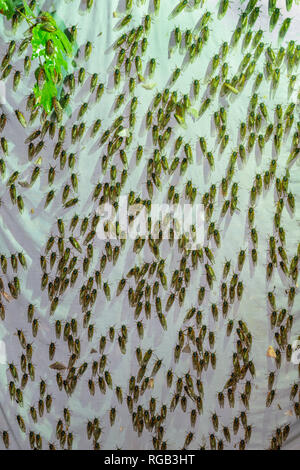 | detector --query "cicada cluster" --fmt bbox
[0,0,299,451]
